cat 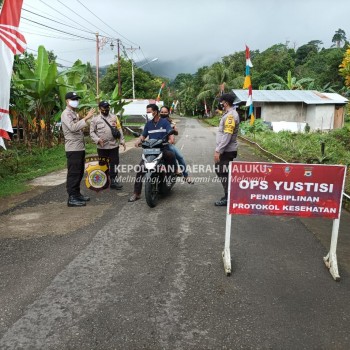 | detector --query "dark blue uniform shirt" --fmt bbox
[142,118,172,140]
